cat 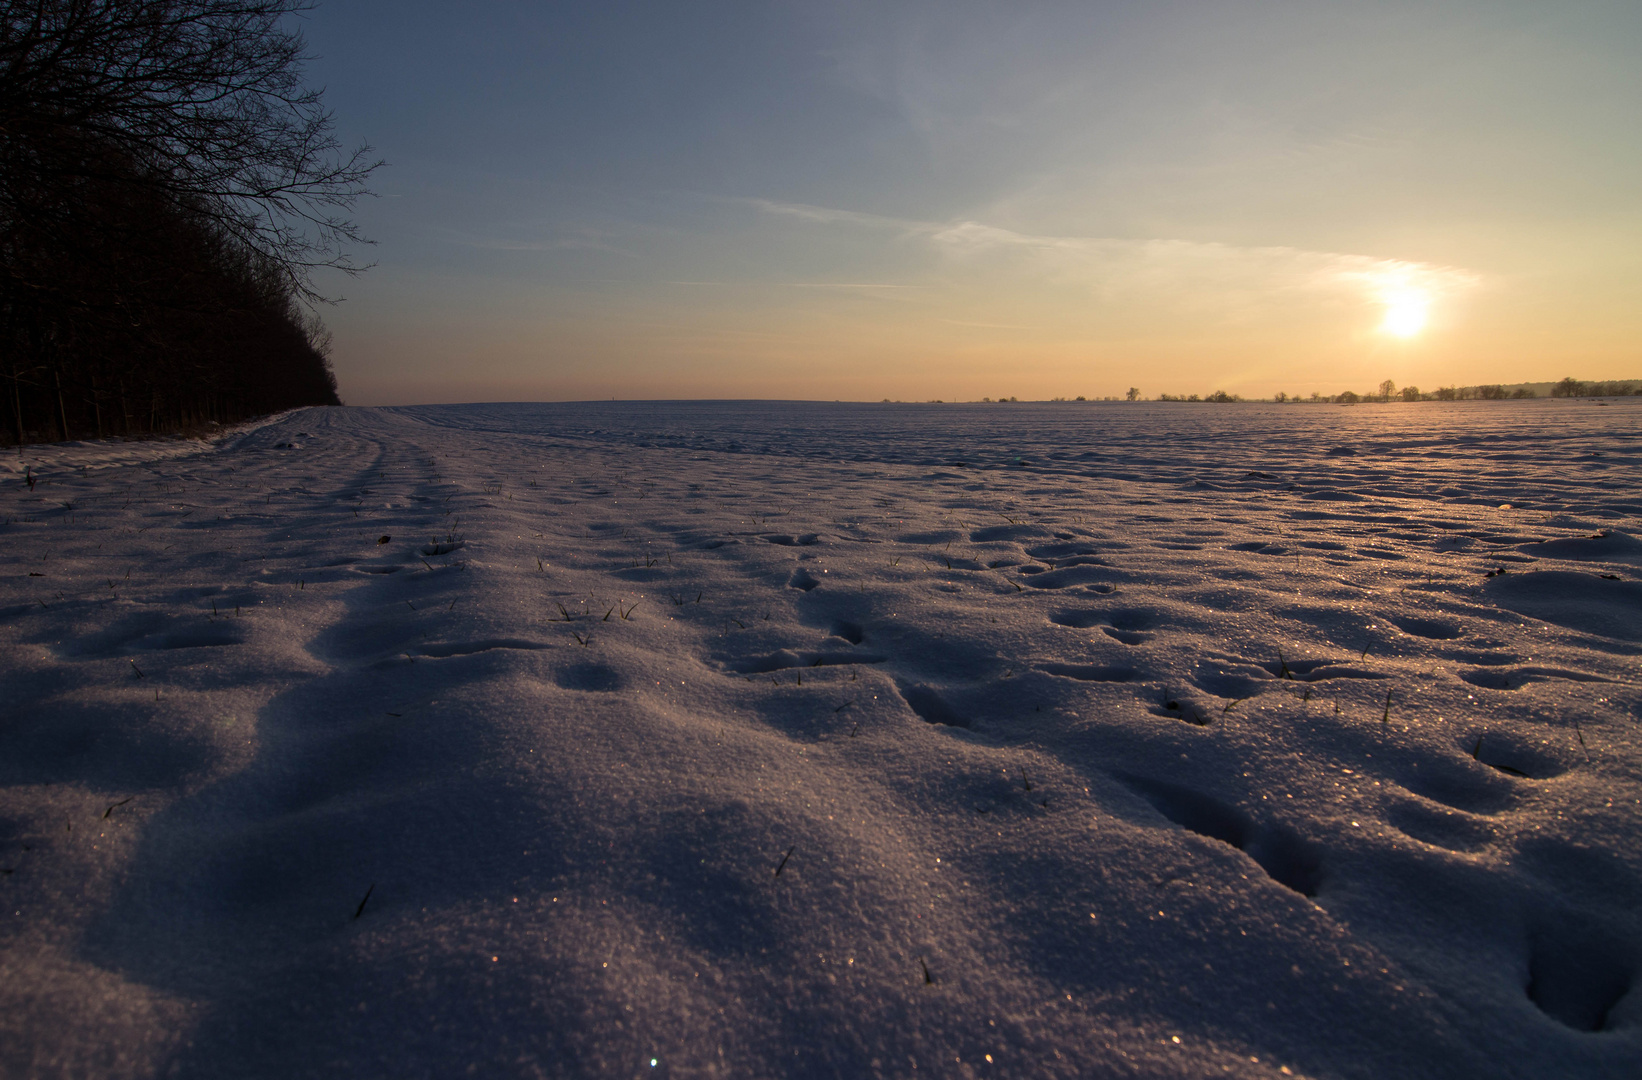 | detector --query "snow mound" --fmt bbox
[1519,530,1642,565]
